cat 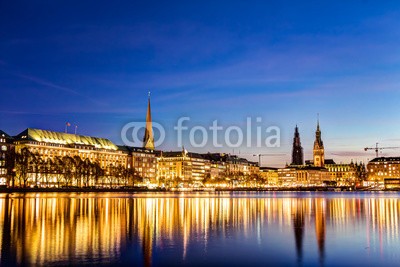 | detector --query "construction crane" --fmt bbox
[364,143,400,158]
[253,153,286,167]
[238,153,286,167]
